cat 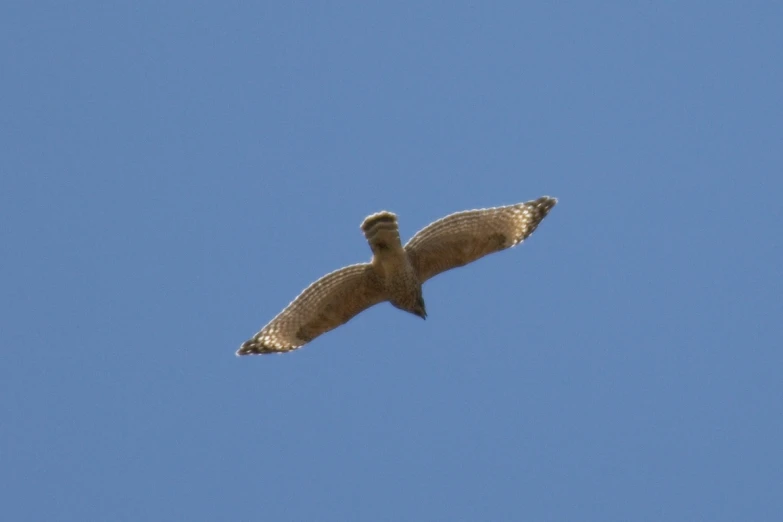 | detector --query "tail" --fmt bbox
[361,211,402,256]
